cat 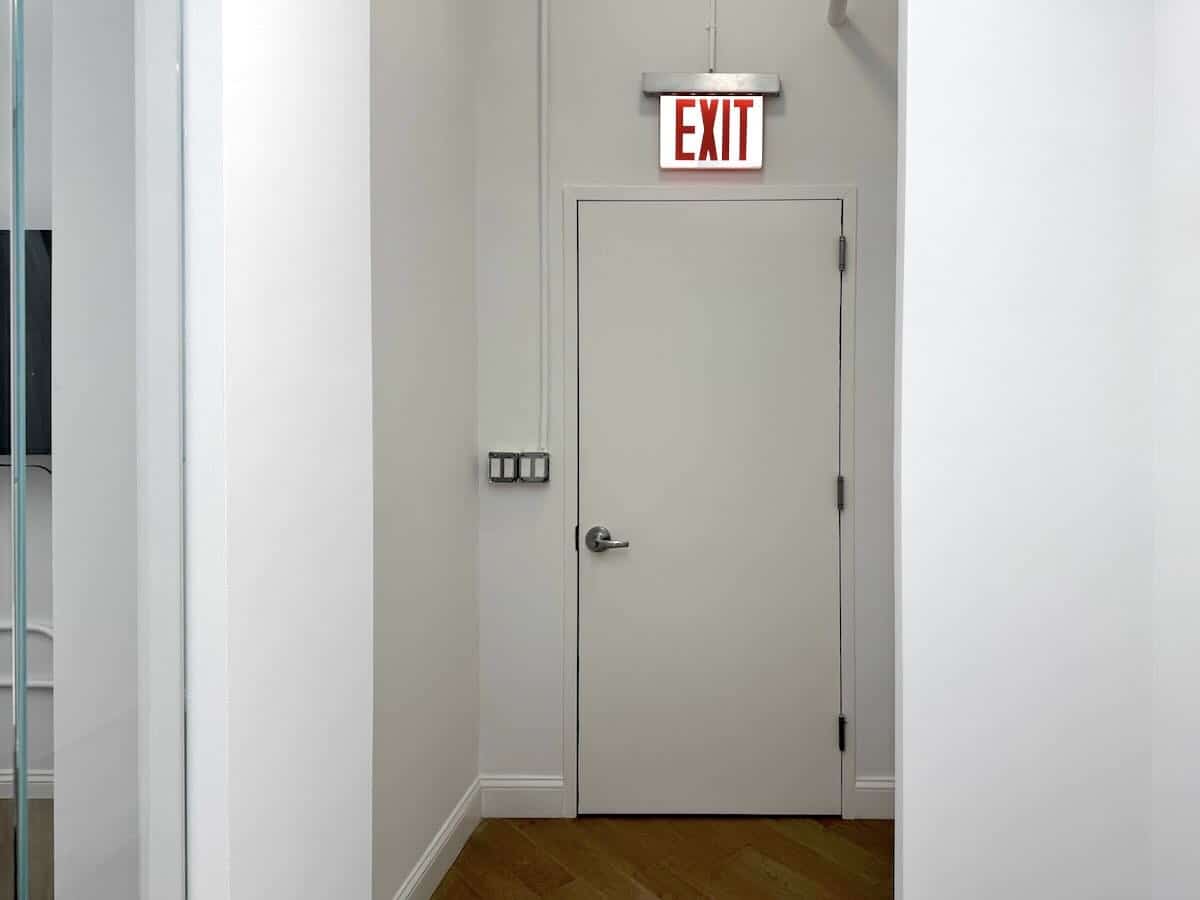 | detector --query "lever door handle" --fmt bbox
[585,525,629,553]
